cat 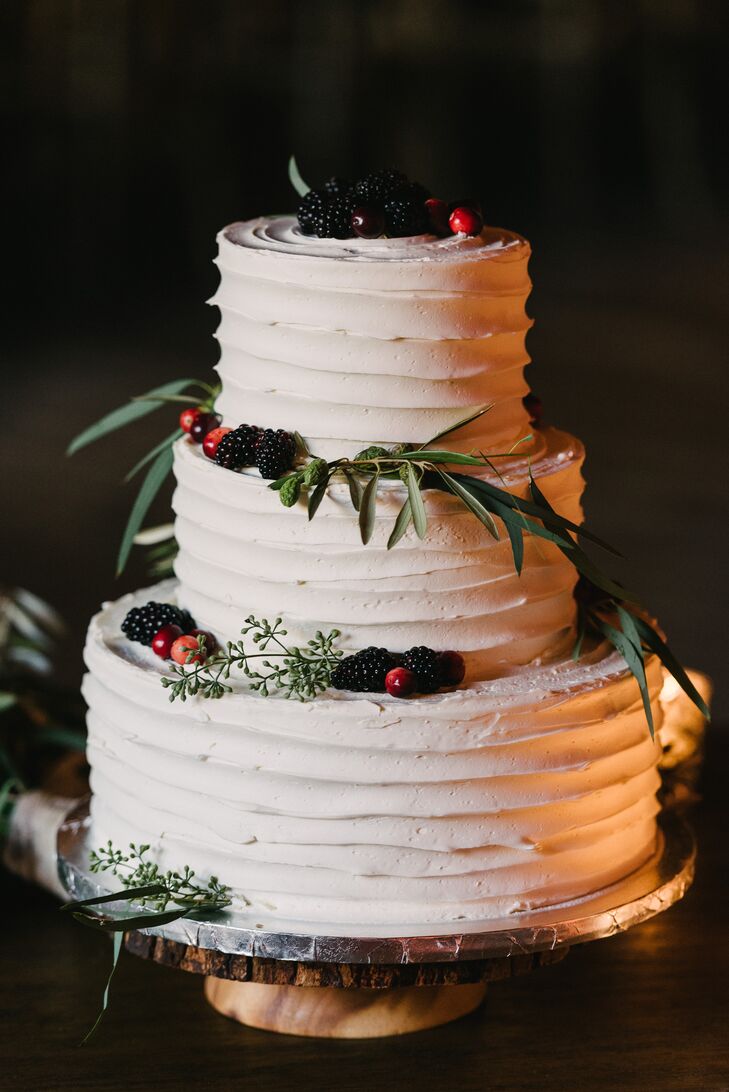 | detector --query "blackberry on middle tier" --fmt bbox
[331,647,399,693]
[255,428,297,480]
[402,646,443,693]
[215,424,262,470]
[121,602,195,647]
